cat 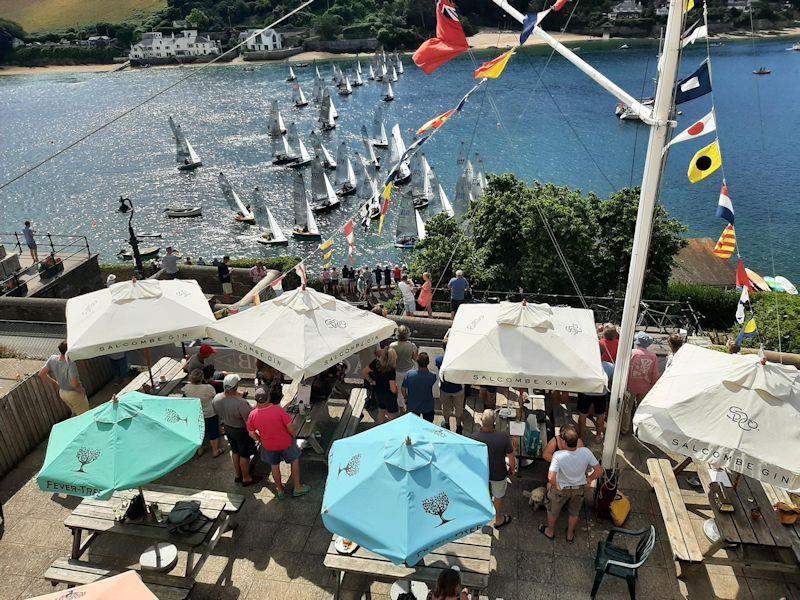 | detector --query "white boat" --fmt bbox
[619,44,630,50]
[470,153,486,199]
[268,99,287,137]
[389,124,411,185]
[338,74,353,95]
[335,142,358,196]
[371,108,389,148]
[252,187,288,245]
[380,62,389,82]
[390,66,399,82]
[383,82,395,102]
[319,92,336,131]
[118,246,160,260]
[331,64,340,85]
[615,97,654,121]
[395,53,404,75]
[368,64,376,80]
[286,64,297,81]
[329,93,339,119]
[452,168,474,221]
[218,172,255,224]
[353,69,364,87]
[788,42,800,51]
[272,134,298,166]
[394,196,425,249]
[291,172,321,239]
[429,168,454,217]
[168,116,202,171]
[357,160,381,227]
[310,131,336,169]
[356,60,362,75]
[287,122,312,168]
[360,125,381,169]
[309,159,341,213]
[164,206,202,218]
[312,74,324,103]
[292,81,308,107]
[410,153,433,208]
